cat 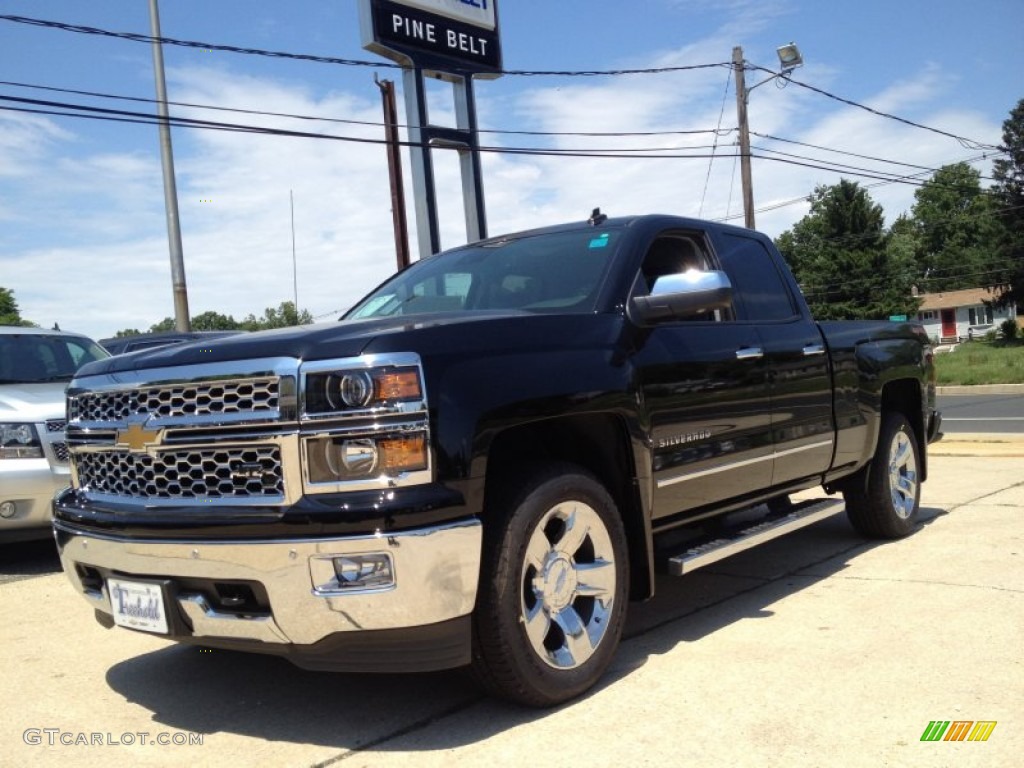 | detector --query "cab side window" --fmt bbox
[716,233,798,322]
[635,234,728,322]
[640,236,708,293]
